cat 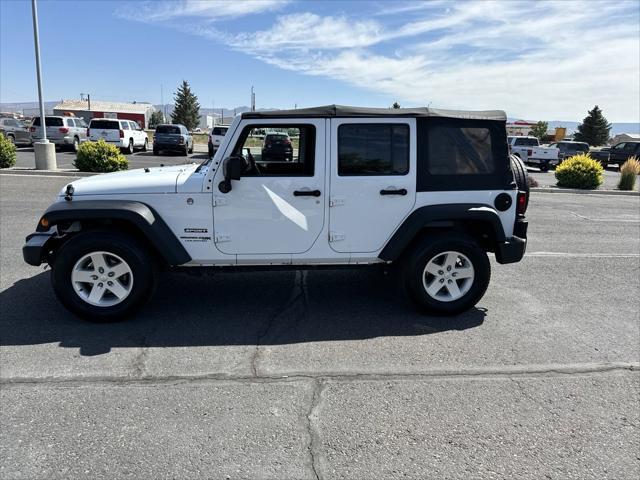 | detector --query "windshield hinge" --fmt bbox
[329,232,345,242]
[213,196,227,207]
[329,197,345,207]
[214,233,231,243]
